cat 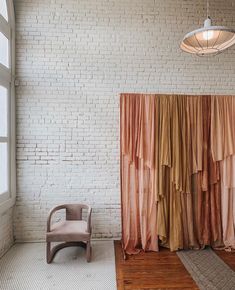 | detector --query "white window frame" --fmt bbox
[0,0,16,213]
